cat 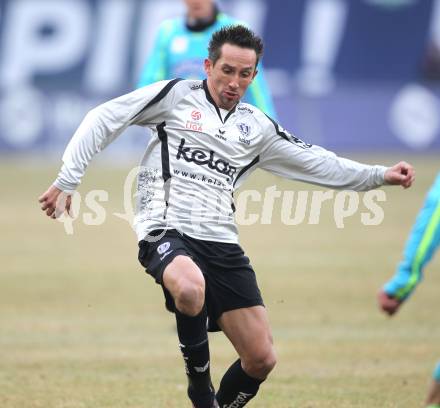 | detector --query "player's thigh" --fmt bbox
[217,305,274,361]
[162,255,205,298]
